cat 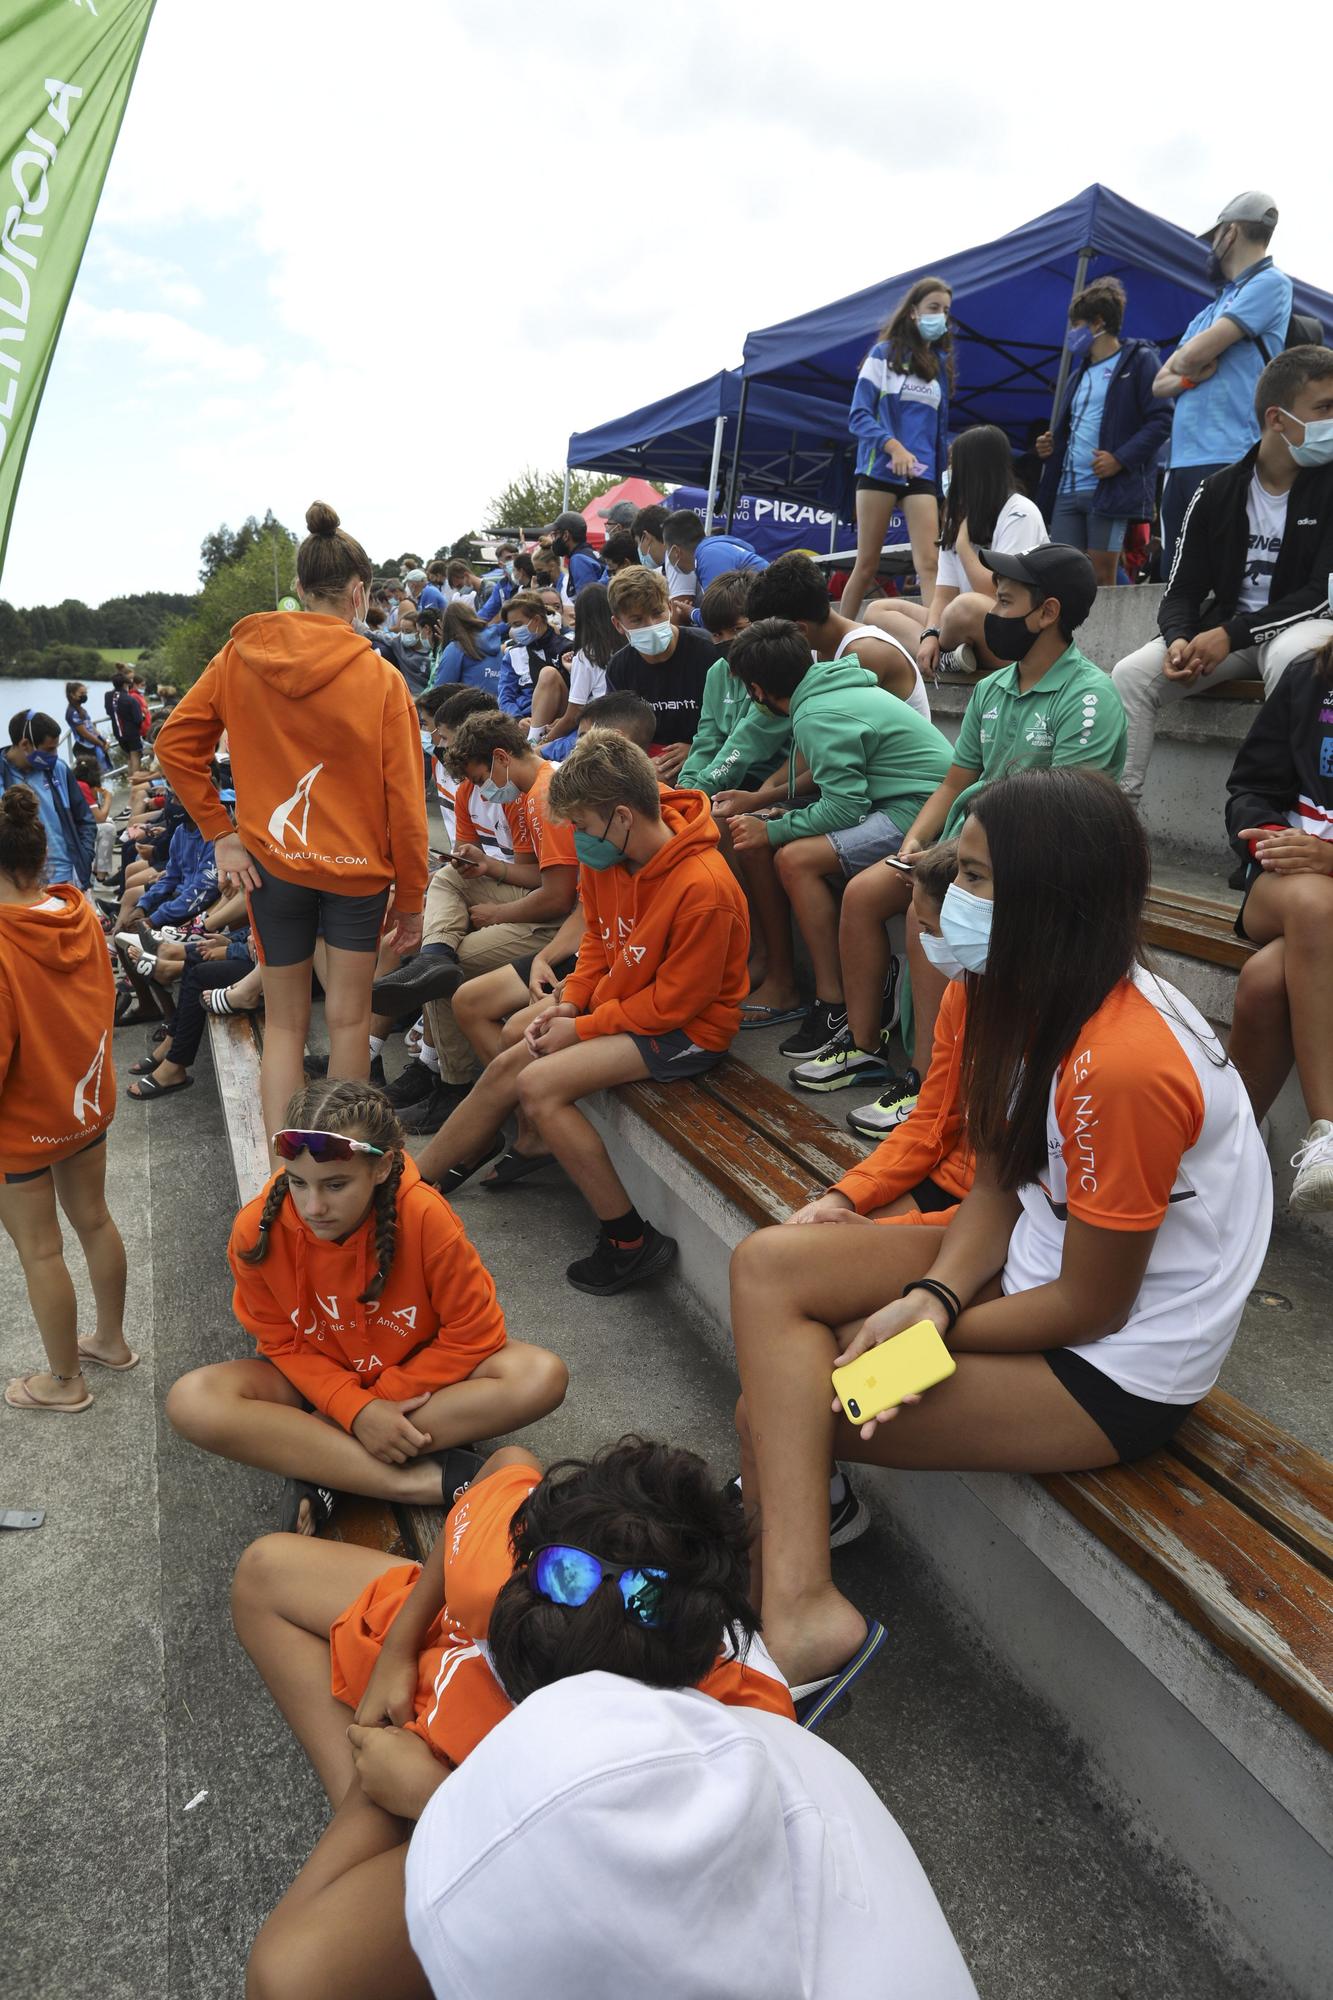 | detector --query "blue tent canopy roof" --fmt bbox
[741,184,1333,448]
